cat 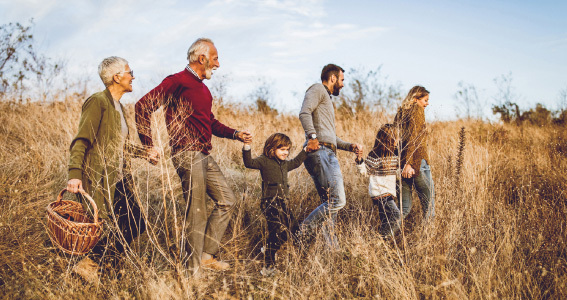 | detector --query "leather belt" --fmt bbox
[319,142,337,153]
